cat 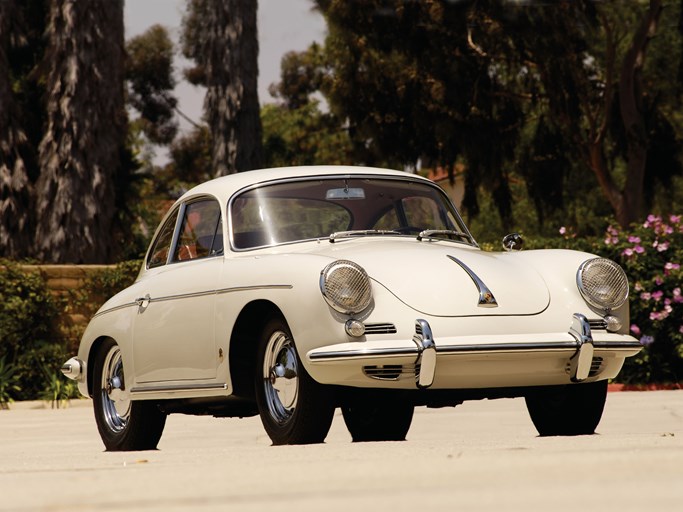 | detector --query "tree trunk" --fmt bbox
[199,0,263,176]
[0,0,32,258]
[614,0,663,227]
[35,0,126,263]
